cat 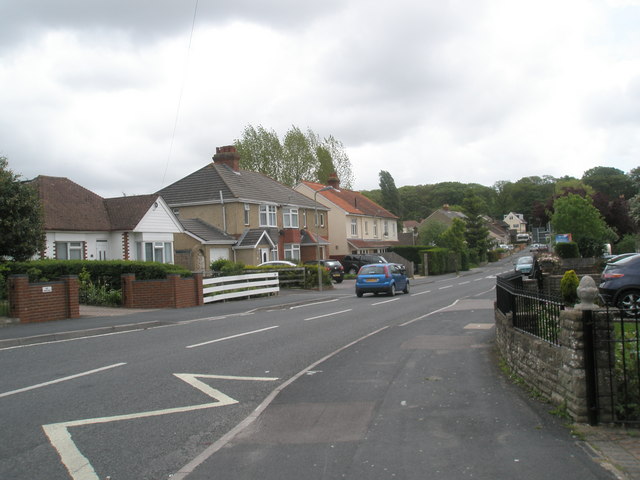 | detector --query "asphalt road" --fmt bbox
[0,257,617,480]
